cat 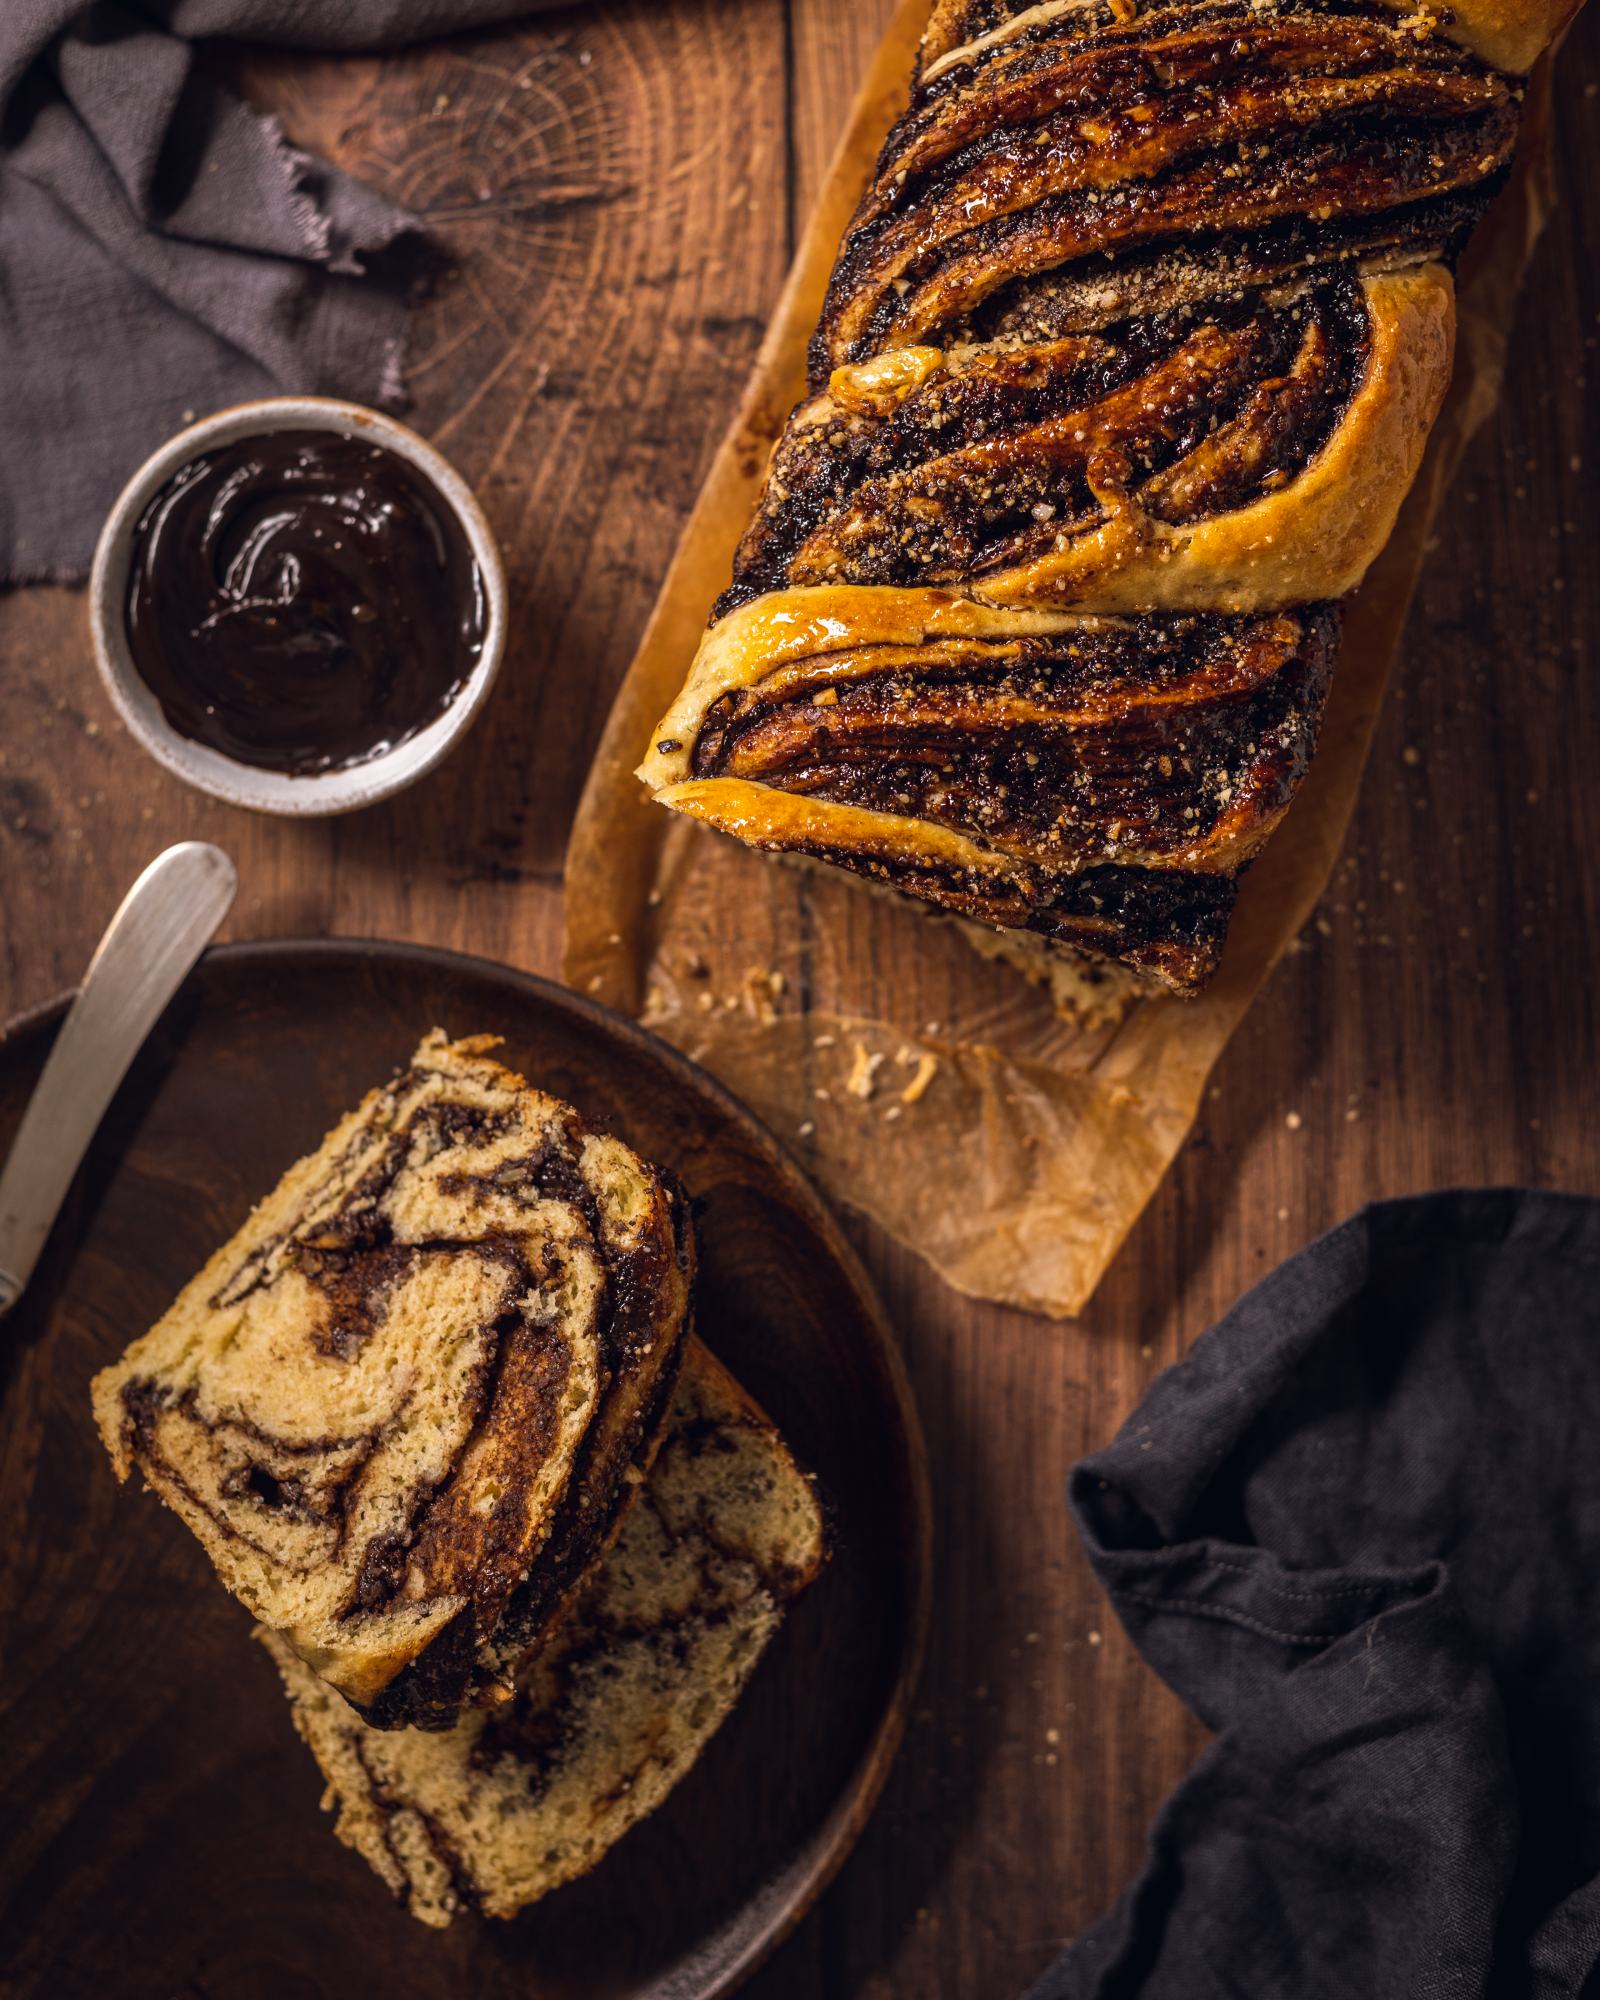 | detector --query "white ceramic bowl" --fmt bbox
[88,396,507,817]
